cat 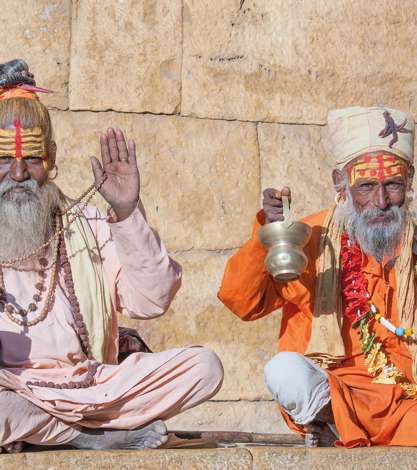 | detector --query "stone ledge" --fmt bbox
[0,448,252,470]
[2,446,417,470]
[250,446,417,469]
